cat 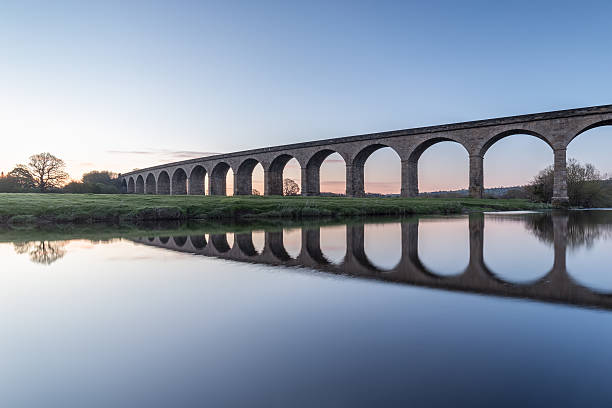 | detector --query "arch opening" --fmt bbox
[157,171,170,195]
[127,177,135,193]
[189,166,207,195]
[210,162,231,196]
[305,150,346,196]
[171,168,188,195]
[267,154,301,196]
[566,123,612,207]
[483,134,553,196]
[364,146,401,196]
[145,173,156,194]
[121,179,127,193]
[235,159,264,195]
[412,139,469,196]
[135,175,144,194]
